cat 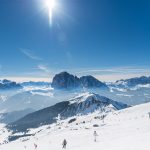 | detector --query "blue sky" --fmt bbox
[0,0,150,82]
